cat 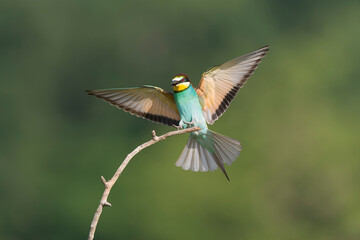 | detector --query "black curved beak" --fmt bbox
[171,81,177,86]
